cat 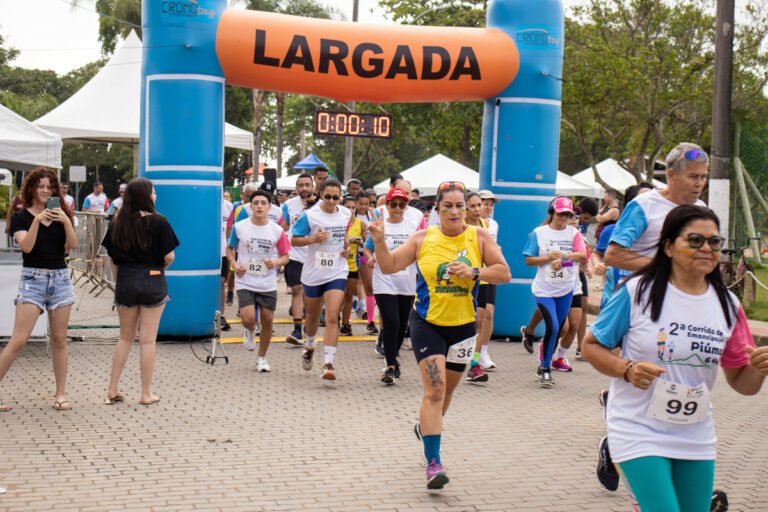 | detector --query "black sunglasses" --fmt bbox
[683,233,724,251]
[389,201,407,209]
[323,194,341,201]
